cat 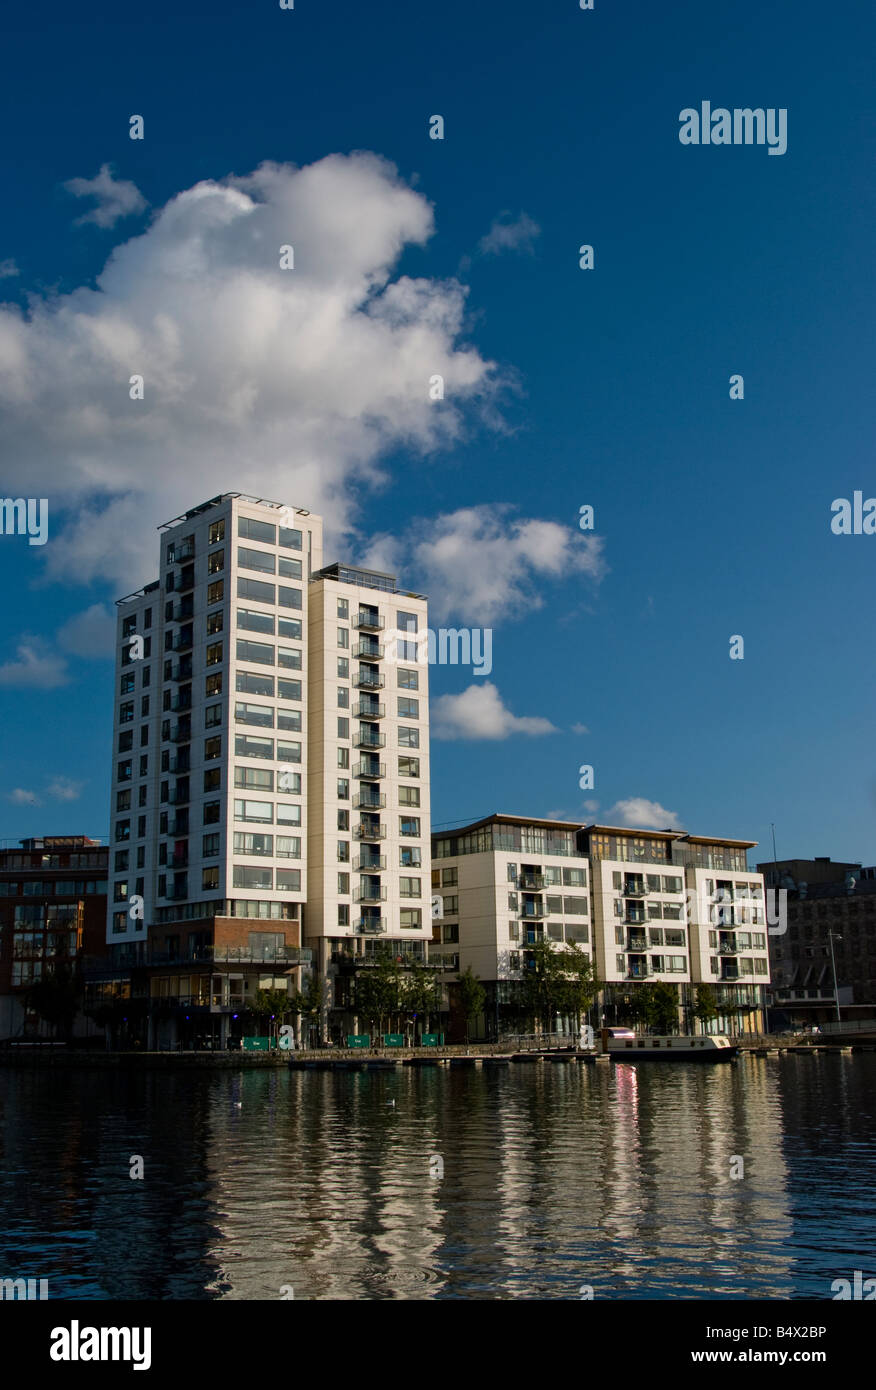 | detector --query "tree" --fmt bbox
[625,984,657,1030]
[246,988,291,1044]
[554,943,601,1032]
[652,981,680,1033]
[691,984,718,1034]
[25,966,79,1040]
[458,966,486,1043]
[291,972,327,1047]
[354,949,404,1038]
[403,961,442,1038]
